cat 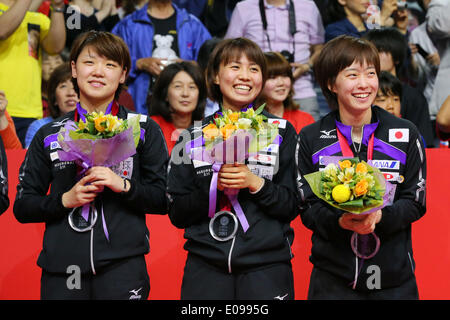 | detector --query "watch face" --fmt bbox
[209,211,238,242]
